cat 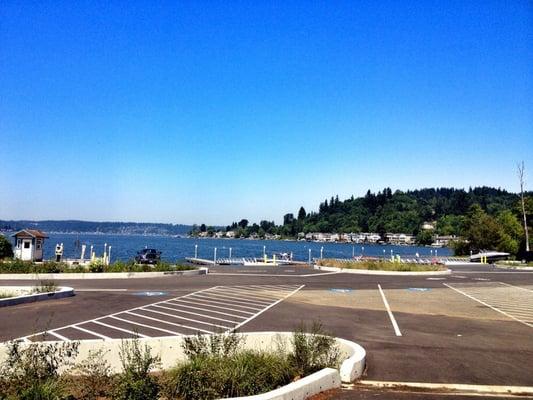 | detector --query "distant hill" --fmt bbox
[0,220,193,236]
